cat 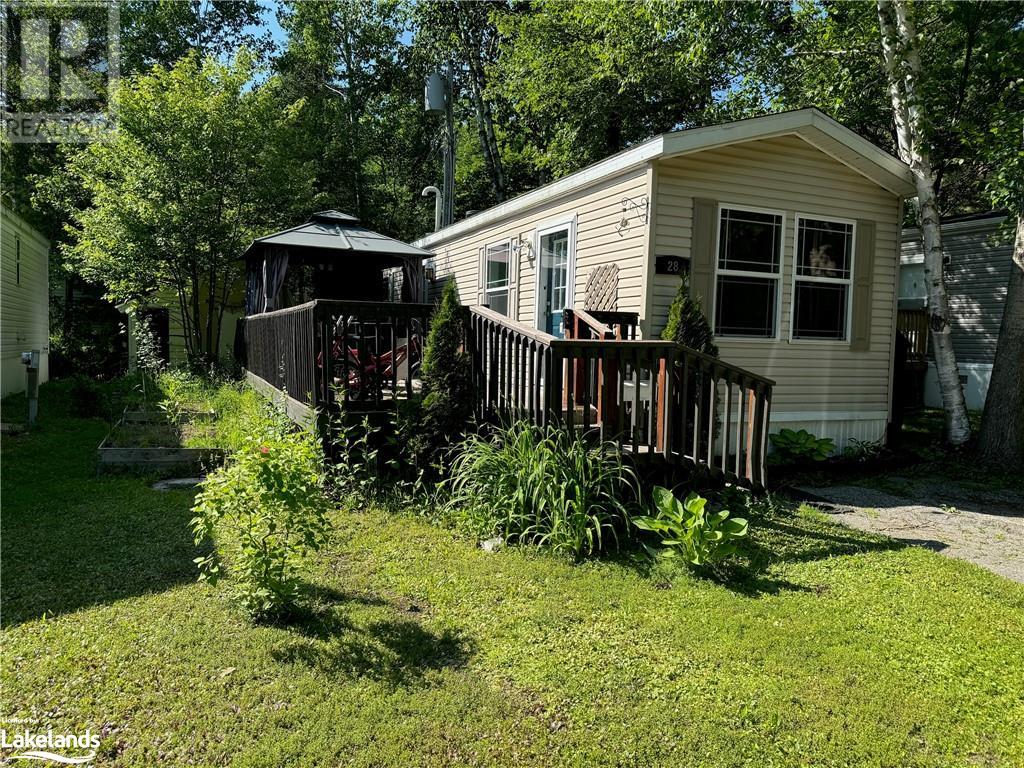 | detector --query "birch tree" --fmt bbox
[876,0,971,444]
